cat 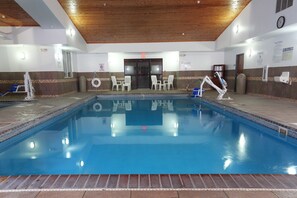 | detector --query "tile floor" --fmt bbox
[1,90,297,197]
[1,190,297,198]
